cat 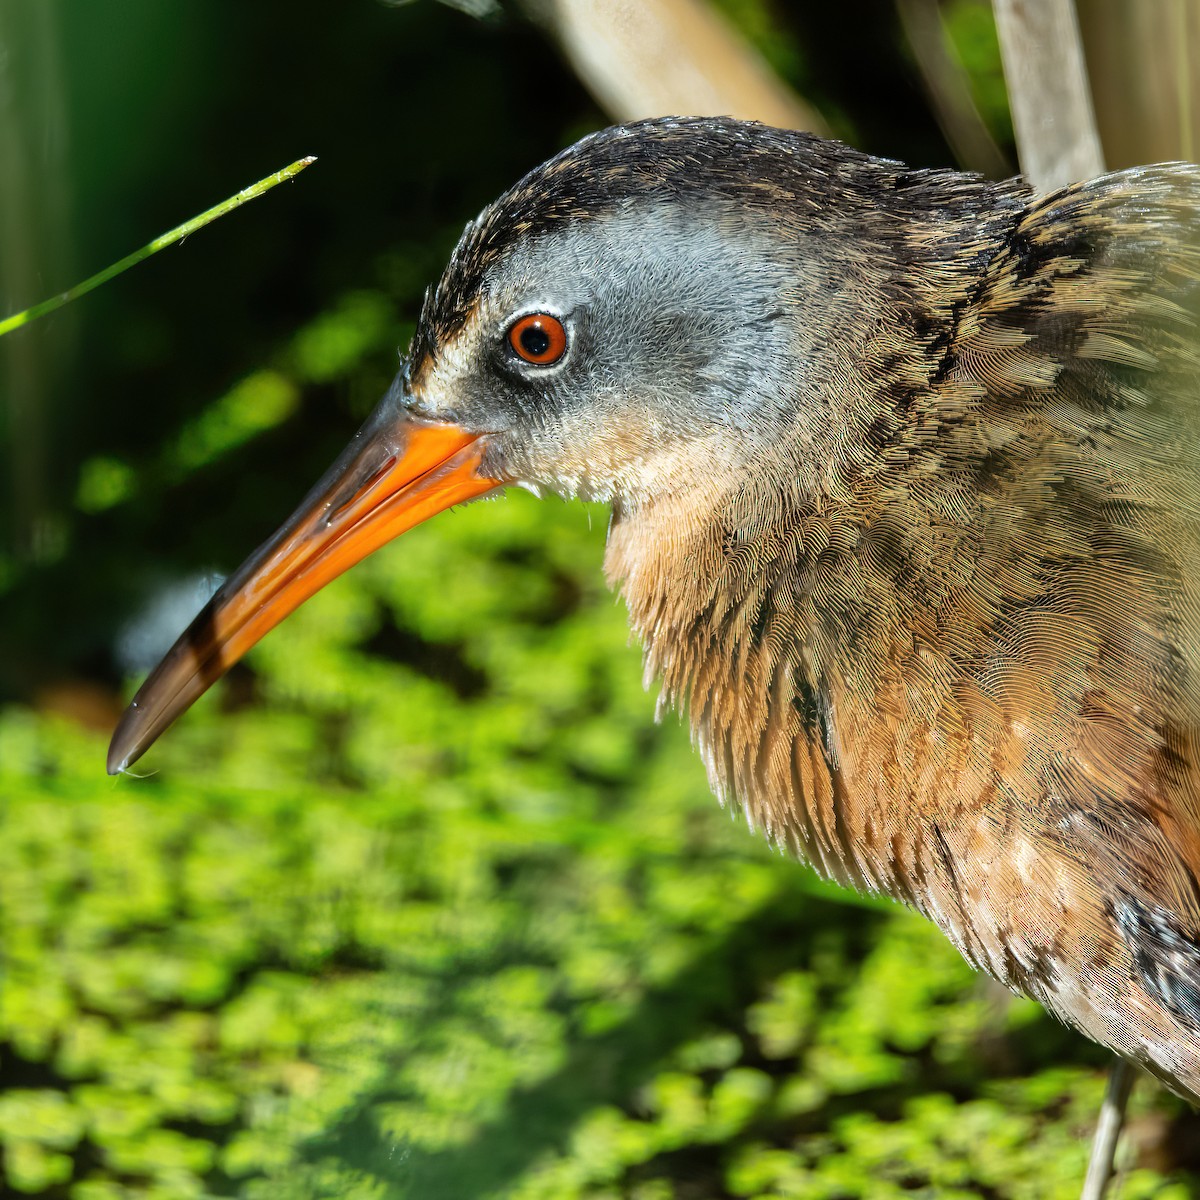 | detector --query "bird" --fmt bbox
[108,116,1200,1116]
